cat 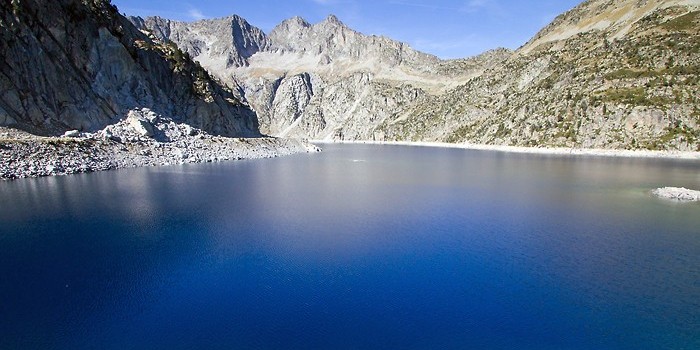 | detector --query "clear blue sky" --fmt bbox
[111,0,582,59]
